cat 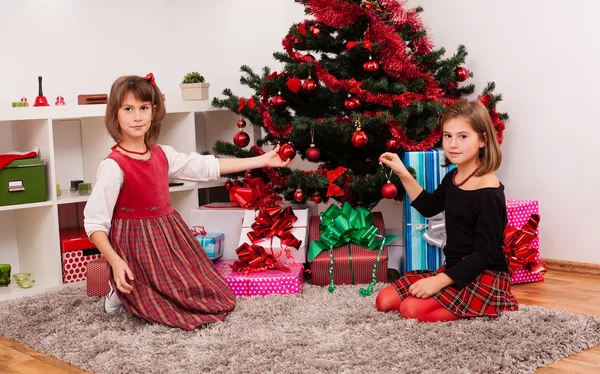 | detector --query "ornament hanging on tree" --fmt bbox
[302,75,318,92]
[237,118,247,128]
[224,180,234,190]
[271,93,287,109]
[351,120,368,148]
[344,95,361,111]
[309,25,321,37]
[456,67,469,82]
[286,77,302,93]
[381,166,398,199]
[386,138,400,151]
[233,130,250,148]
[294,189,304,202]
[279,143,296,161]
[311,193,322,204]
[363,56,379,72]
[305,124,320,162]
[244,171,252,180]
